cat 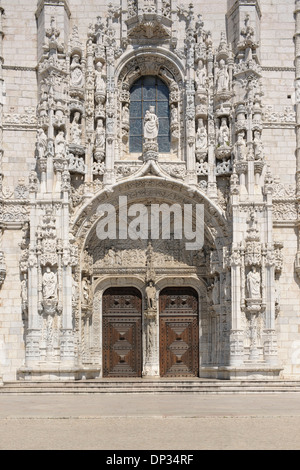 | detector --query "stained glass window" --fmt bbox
[129,76,170,153]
